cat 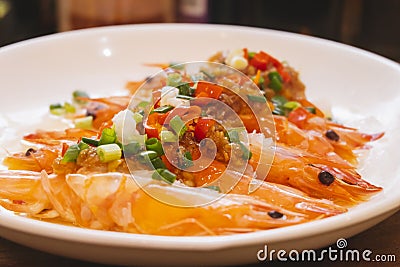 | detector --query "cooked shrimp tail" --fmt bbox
[0,170,346,235]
